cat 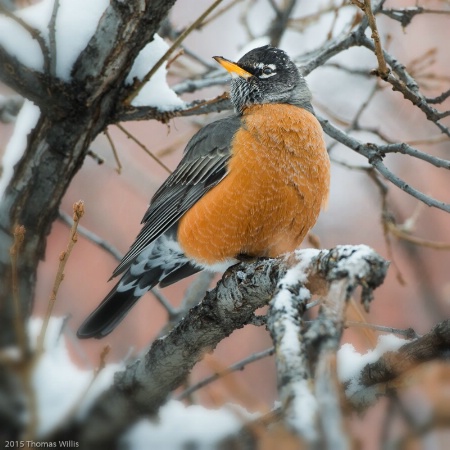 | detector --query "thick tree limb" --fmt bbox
[0,0,177,348]
[0,46,68,113]
[54,246,387,449]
